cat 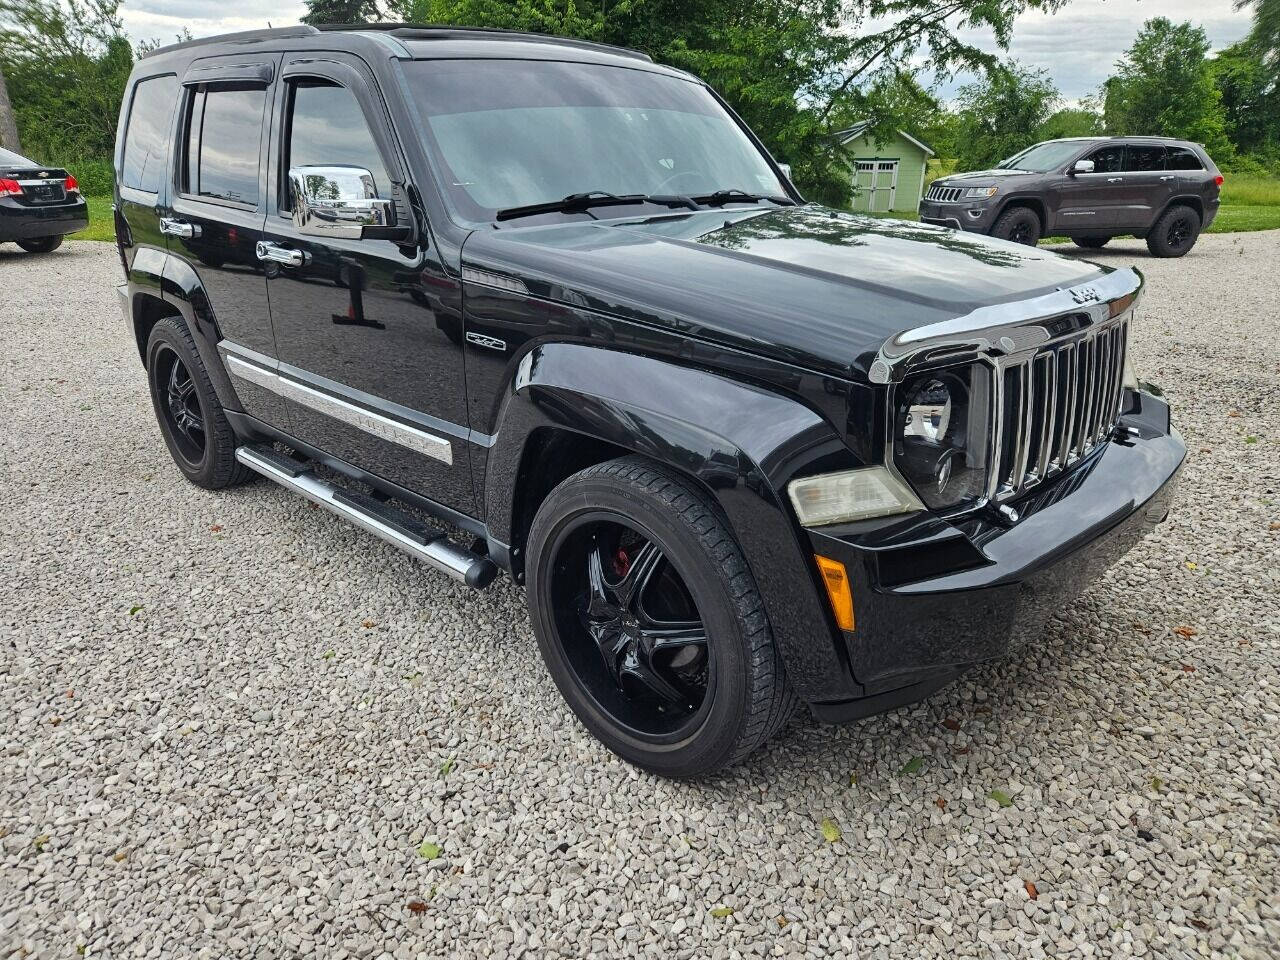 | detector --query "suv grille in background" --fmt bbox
[992,317,1129,502]
[20,180,67,204]
[925,185,962,203]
